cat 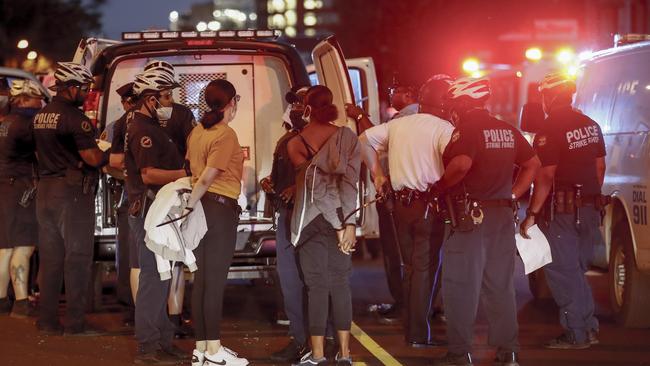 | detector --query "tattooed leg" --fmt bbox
[10,246,35,300]
[0,248,12,299]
